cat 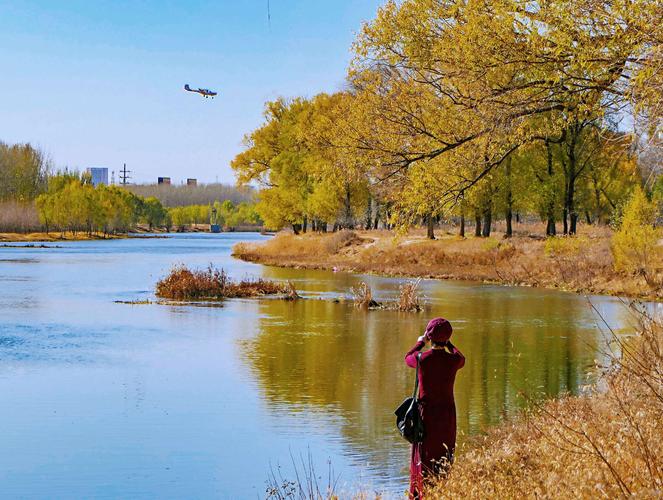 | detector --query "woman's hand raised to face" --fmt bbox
[417,334,429,344]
